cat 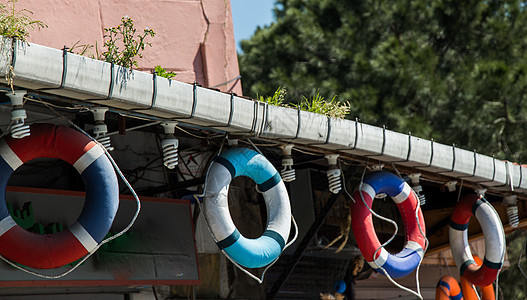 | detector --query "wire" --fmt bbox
[25,96,90,112]
[339,160,355,203]
[210,75,241,88]
[0,99,141,279]
[106,121,161,137]
[246,138,263,155]
[176,125,217,140]
[239,139,281,147]
[292,147,322,156]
